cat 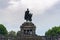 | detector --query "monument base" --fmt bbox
[16,22,43,40]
